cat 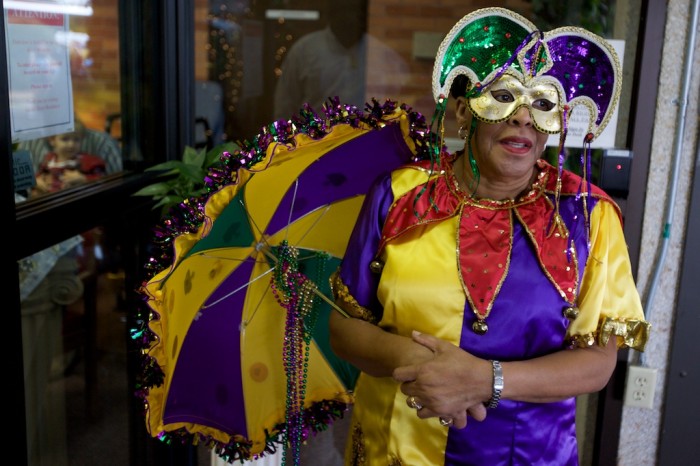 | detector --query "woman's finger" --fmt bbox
[411,330,441,352]
[393,365,419,383]
[467,403,488,422]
